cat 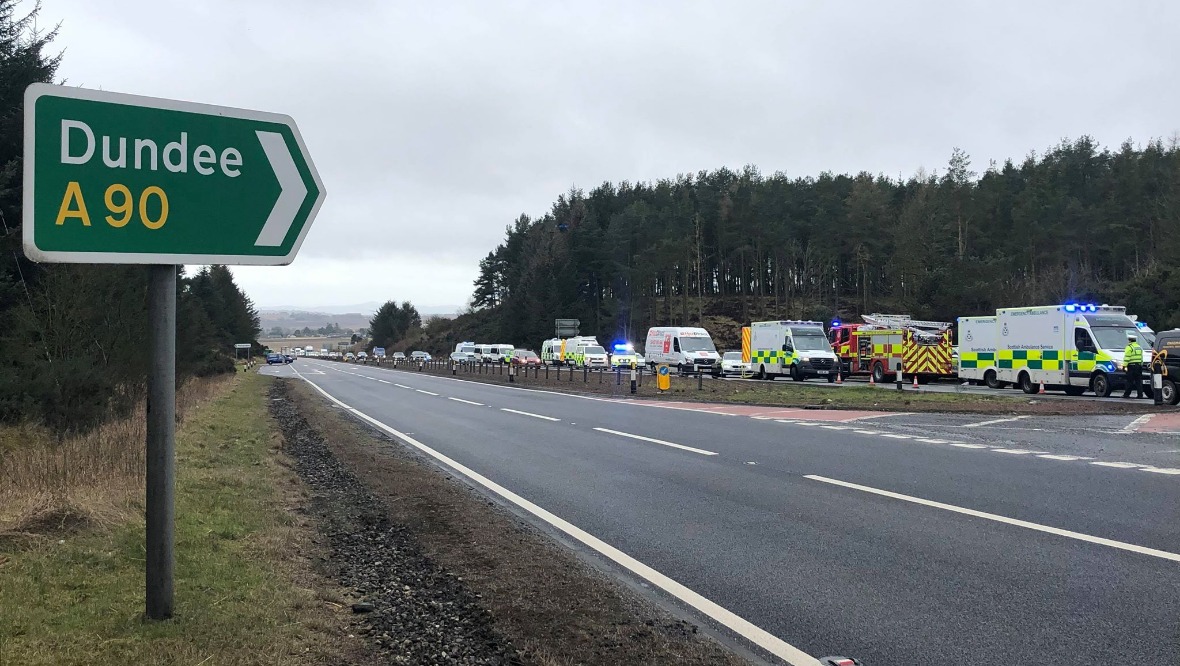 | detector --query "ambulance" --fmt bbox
[993,304,1151,396]
[644,327,722,375]
[748,320,840,381]
[956,316,1003,388]
[561,336,599,367]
